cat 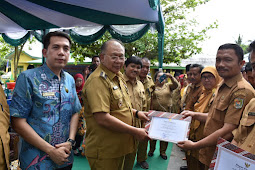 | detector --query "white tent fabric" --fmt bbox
[0,0,158,33]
